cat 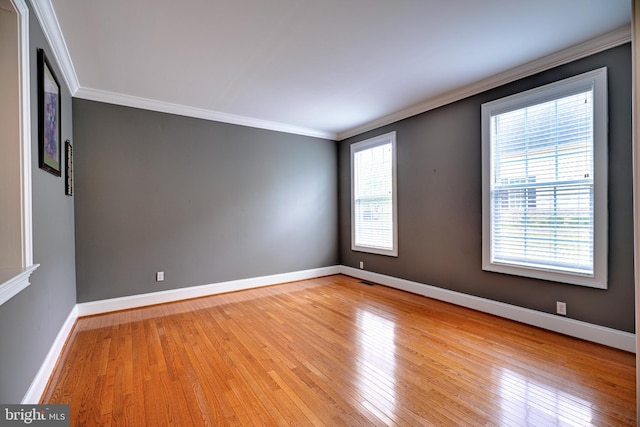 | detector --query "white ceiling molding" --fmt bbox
[32,0,334,139]
[74,87,335,140]
[31,0,630,142]
[337,25,631,141]
[30,0,79,94]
